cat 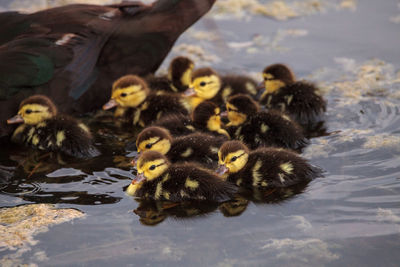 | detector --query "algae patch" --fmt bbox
[0,204,84,251]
